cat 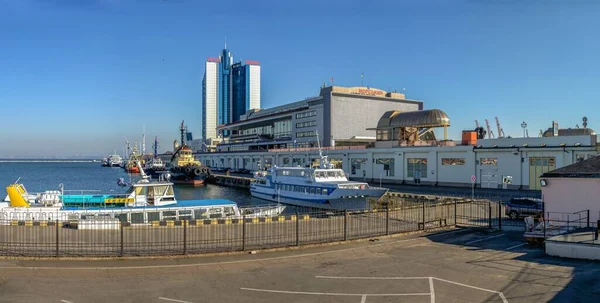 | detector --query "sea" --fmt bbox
[0,160,261,206]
